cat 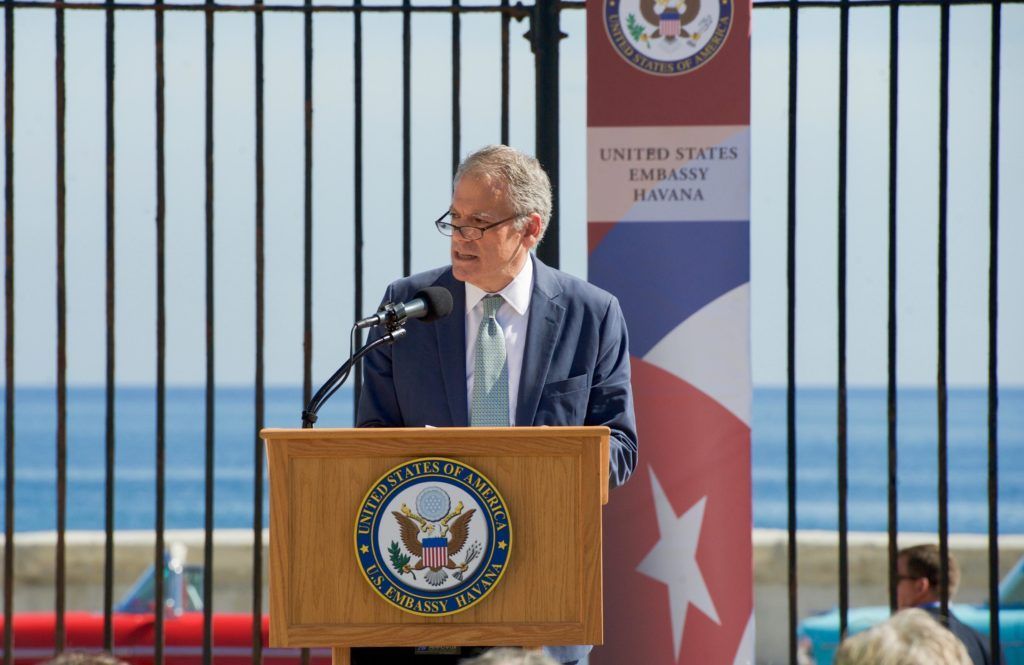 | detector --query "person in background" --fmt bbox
[834,608,971,665]
[459,648,560,665]
[897,544,998,665]
[43,653,130,665]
